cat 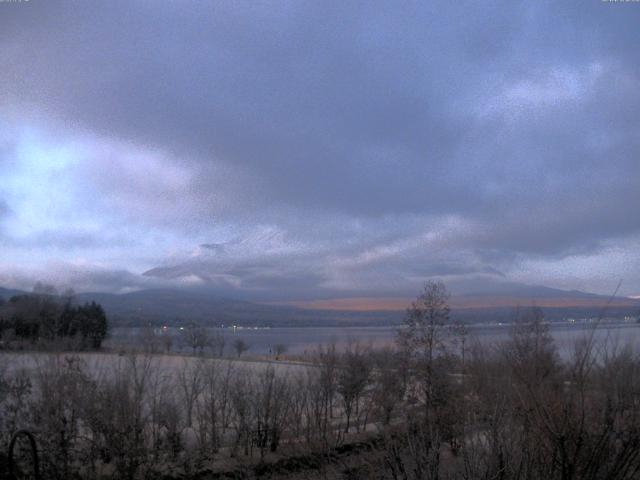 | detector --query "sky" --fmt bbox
[1,0,639,302]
